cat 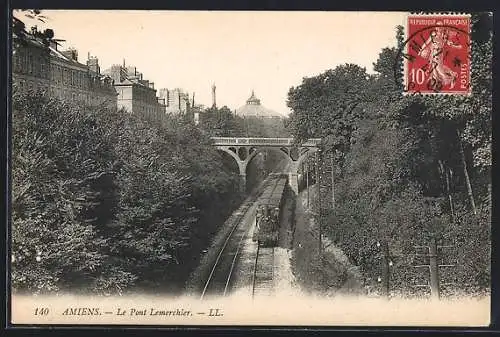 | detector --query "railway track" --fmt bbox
[252,245,275,298]
[199,177,275,300]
